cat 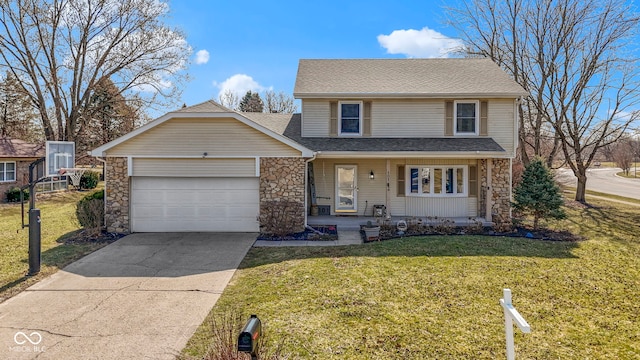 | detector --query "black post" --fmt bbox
[25,157,45,276]
[28,208,41,276]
